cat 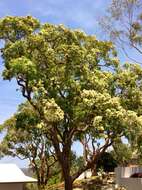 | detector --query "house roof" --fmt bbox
[0,164,37,183]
